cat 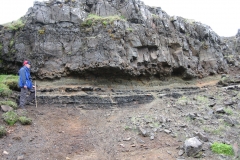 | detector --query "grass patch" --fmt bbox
[81,14,126,27]
[18,116,32,125]
[177,96,189,105]
[0,43,3,51]
[0,74,18,96]
[211,142,234,156]
[102,20,108,26]
[9,39,14,48]
[183,18,195,24]
[0,126,7,138]
[224,108,233,115]
[195,95,209,104]
[0,83,12,97]
[3,19,25,31]
[149,122,160,128]
[124,125,131,130]
[0,101,17,109]
[212,125,225,135]
[126,28,134,32]
[2,111,18,126]
[202,125,225,135]
[38,29,45,34]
